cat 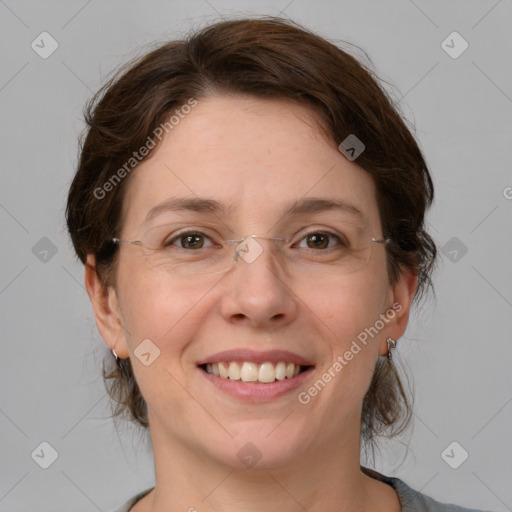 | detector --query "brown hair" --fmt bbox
[66,17,436,456]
